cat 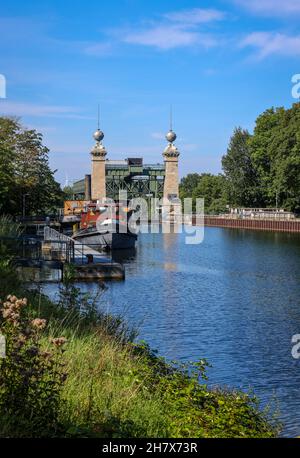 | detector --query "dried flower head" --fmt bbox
[50,337,67,347]
[31,318,47,330]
